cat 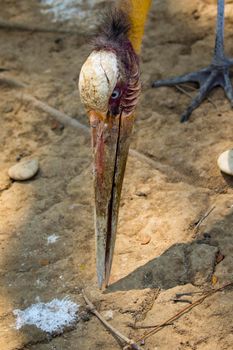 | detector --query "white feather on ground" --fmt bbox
[47,234,60,244]
[13,298,79,333]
